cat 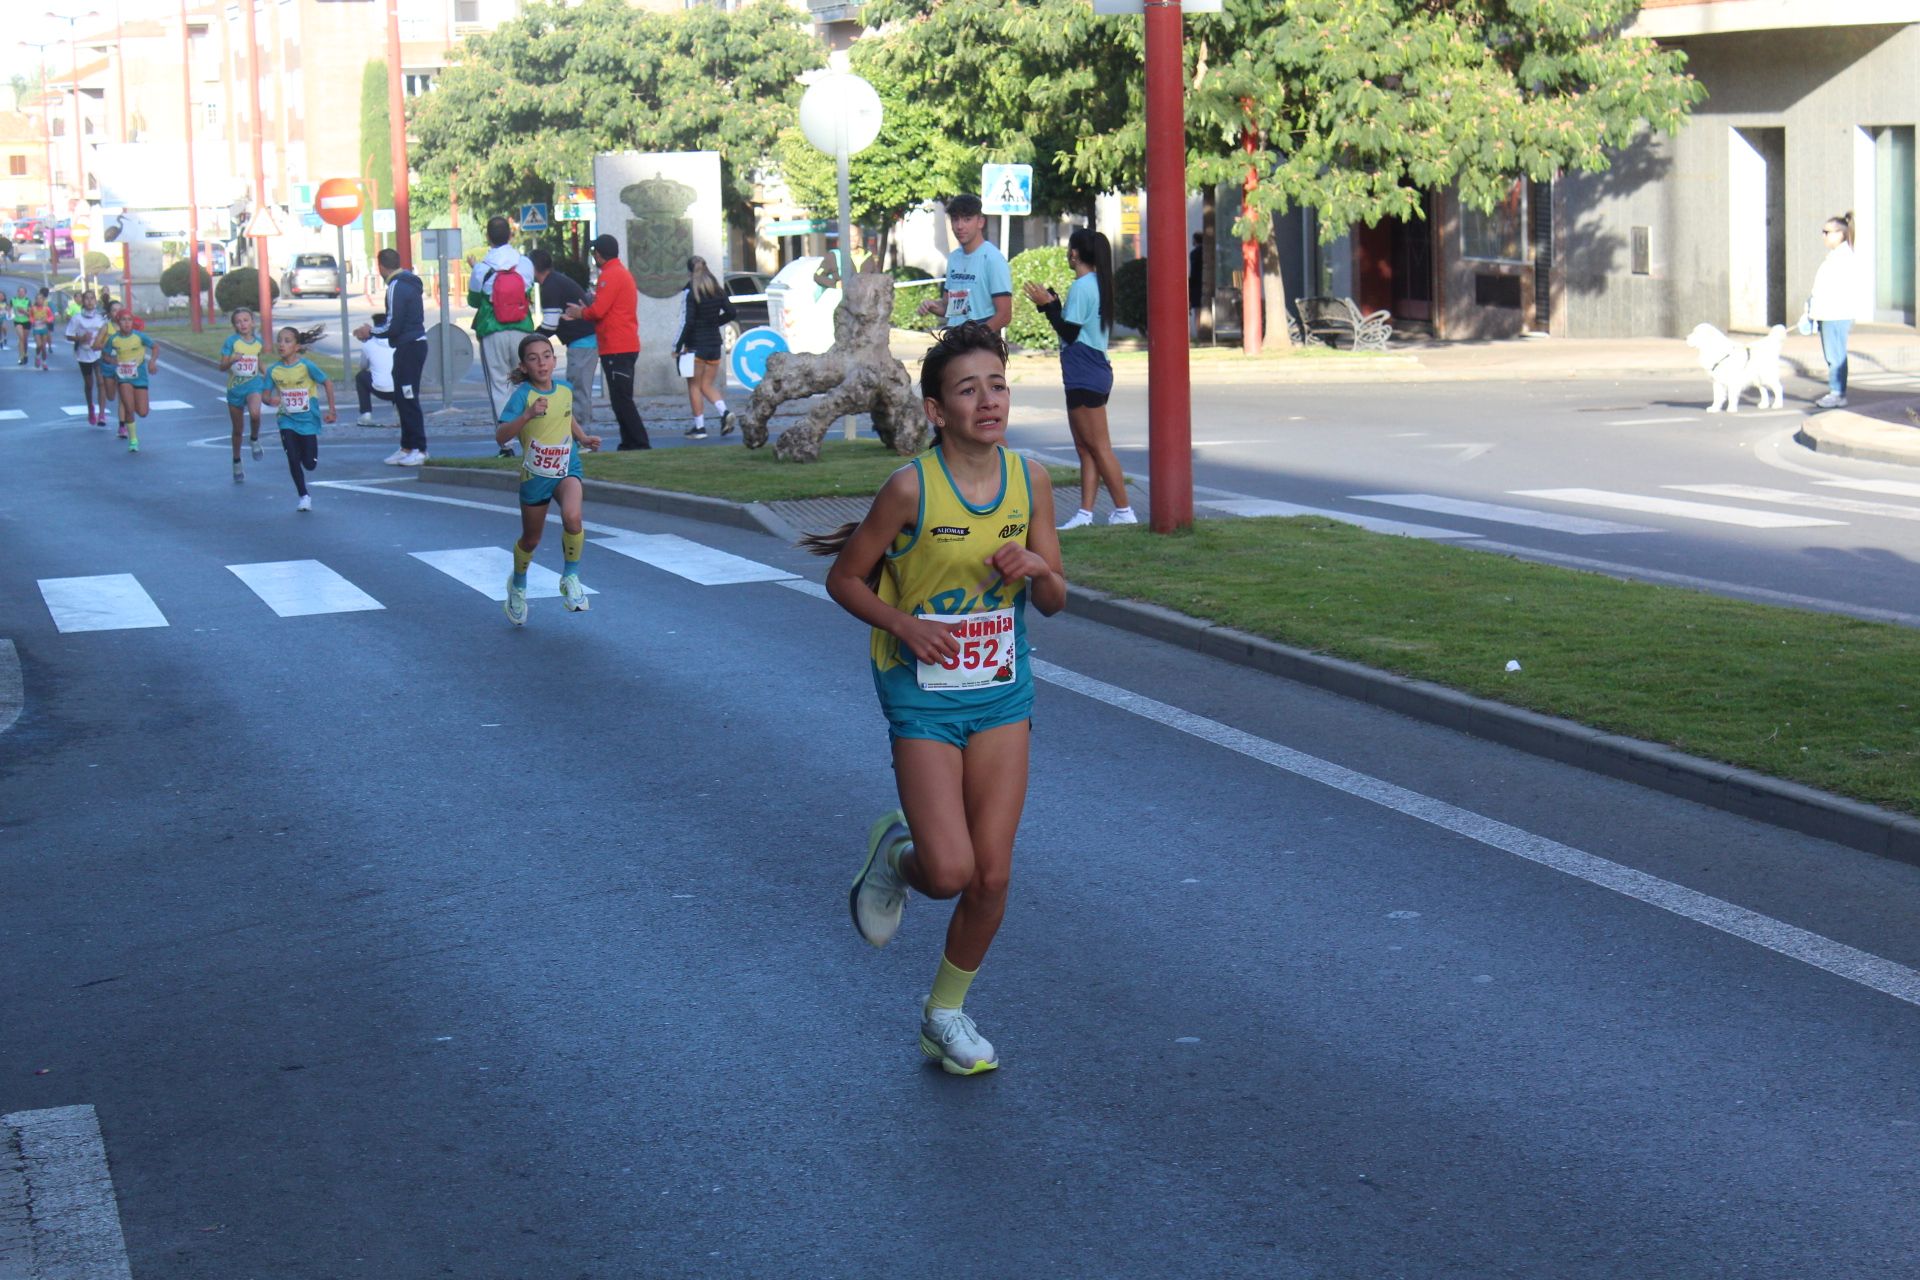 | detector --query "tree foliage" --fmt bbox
[1005,247,1076,352]
[215,268,278,313]
[409,0,825,231]
[359,61,395,258]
